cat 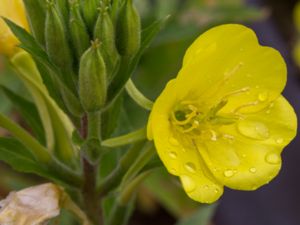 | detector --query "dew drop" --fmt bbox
[237,120,269,140]
[181,176,196,193]
[169,137,180,146]
[266,110,271,114]
[276,138,284,144]
[203,185,209,190]
[169,151,177,159]
[241,154,247,158]
[265,153,280,164]
[249,167,257,173]
[258,92,268,102]
[185,162,196,173]
[170,168,177,174]
[224,170,234,177]
[215,188,220,193]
